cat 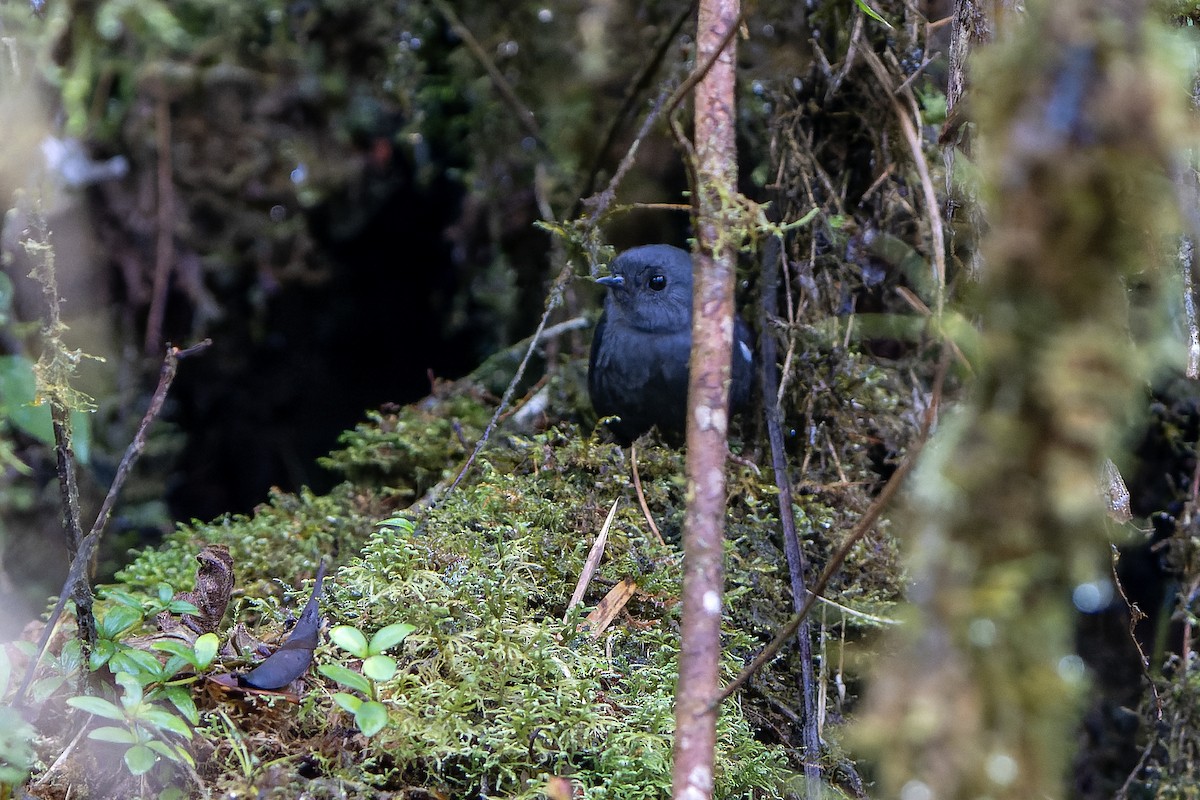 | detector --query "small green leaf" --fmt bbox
[146,739,195,767]
[150,640,190,657]
[854,0,892,27]
[115,671,144,708]
[97,605,142,640]
[332,692,362,714]
[329,625,369,658]
[103,588,145,609]
[110,649,165,682]
[149,645,191,681]
[141,707,193,739]
[0,355,52,445]
[67,696,125,721]
[167,600,201,616]
[57,638,84,672]
[156,583,175,604]
[159,654,189,681]
[87,725,139,744]
[362,654,397,682]
[124,744,157,775]
[31,675,67,702]
[193,633,219,668]
[160,685,200,725]
[318,663,371,695]
[375,516,414,534]
[354,701,388,737]
[90,639,116,671]
[368,623,415,655]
